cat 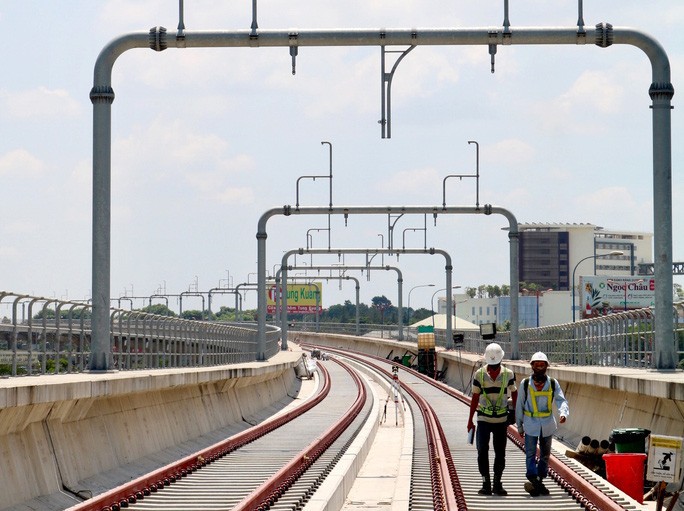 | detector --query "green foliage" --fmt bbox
[214,306,236,321]
[139,304,176,317]
[0,364,29,376]
[180,310,204,320]
[325,300,357,323]
[46,358,68,373]
[33,307,91,320]
[241,309,257,322]
[410,308,433,323]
